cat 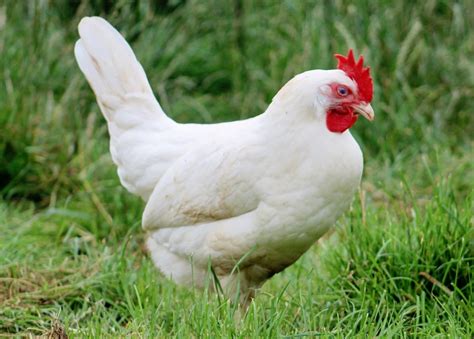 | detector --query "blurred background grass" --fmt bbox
[0,0,472,336]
